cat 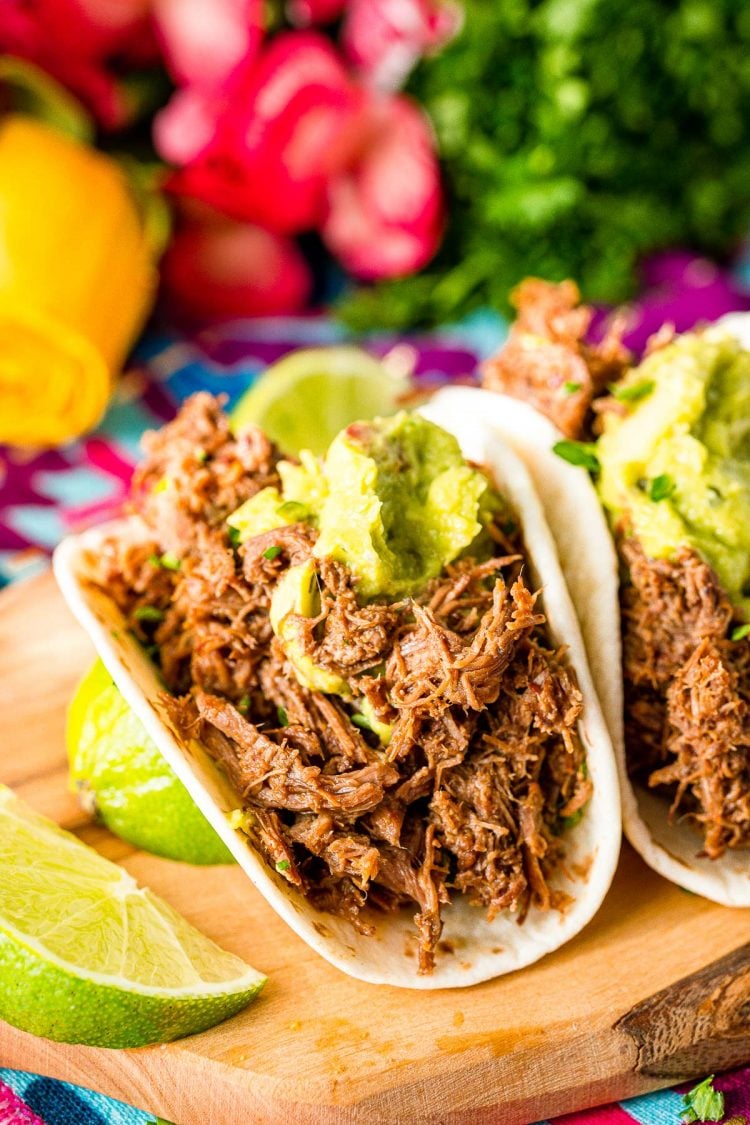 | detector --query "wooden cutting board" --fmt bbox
[1,570,749,1125]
